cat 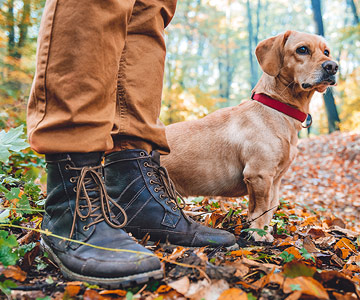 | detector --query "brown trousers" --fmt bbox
[27,0,177,155]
